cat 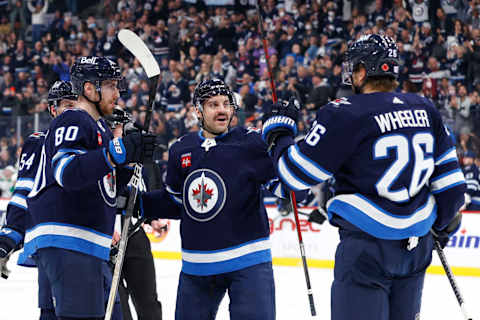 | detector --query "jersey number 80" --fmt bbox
[55,126,79,146]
